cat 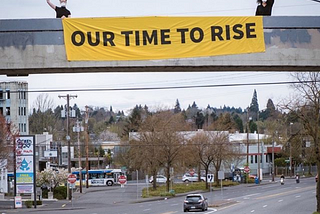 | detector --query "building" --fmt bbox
[229,131,282,176]
[0,82,28,135]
